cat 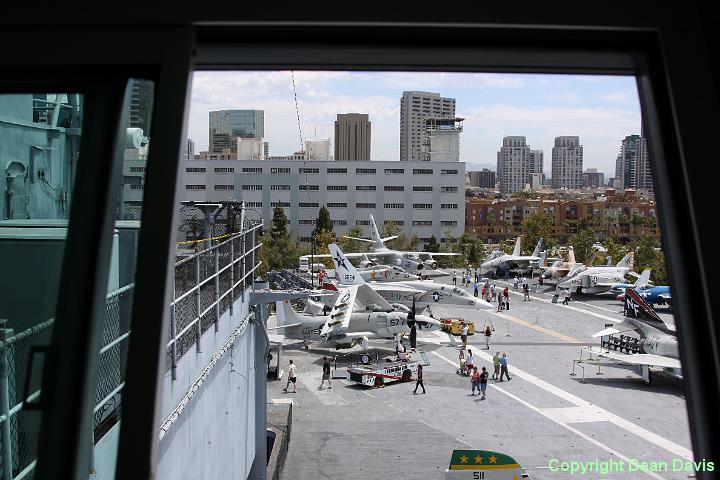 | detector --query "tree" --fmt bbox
[424,235,440,253]
[257,206,302,279]
[313,229,337,255]
[521,212,554,253]
[270,206,289,241]
[631,234,658,272]
[339,225,369,254]
[313,206,334,237]
[603,237,625,266]
[571,228,596,264]
[382,221,418,251]
[651,250,669,284]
